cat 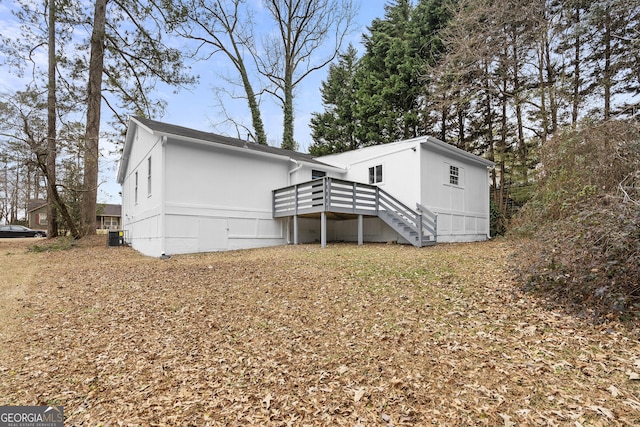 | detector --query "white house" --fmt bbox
[117,117,494,257]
